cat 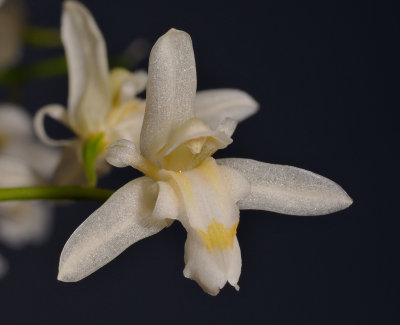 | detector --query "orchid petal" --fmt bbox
[106,101,145,148]
[33,104,71,147]
[218,158,353,216]
[62,1,110,136]
[110,68,147,105]
[58,176,171,282]
[216,117,238,138]
[195,89,259,130]
[183,234,241,296]
[140,28,197,163]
